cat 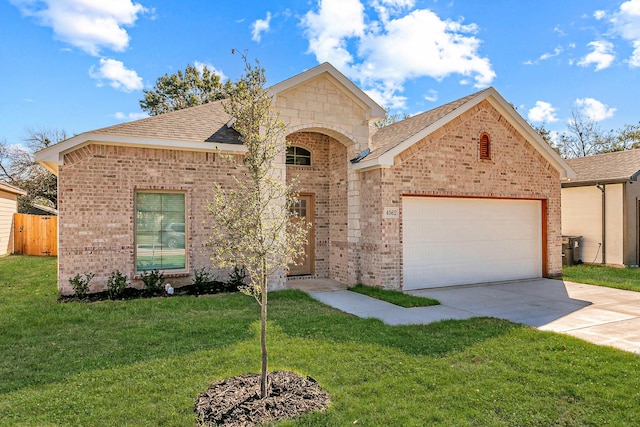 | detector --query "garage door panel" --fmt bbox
[403,197,542,290]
